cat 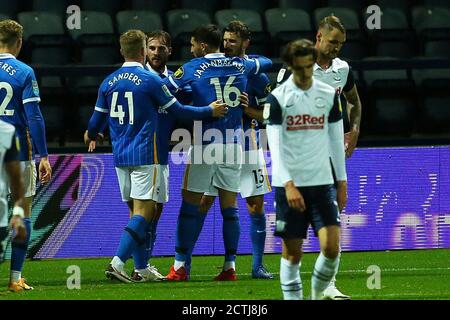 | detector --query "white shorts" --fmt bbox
[205,148,272,198]
[115,164,168,203]
[21,161,37,197]
[183,144,243,193]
